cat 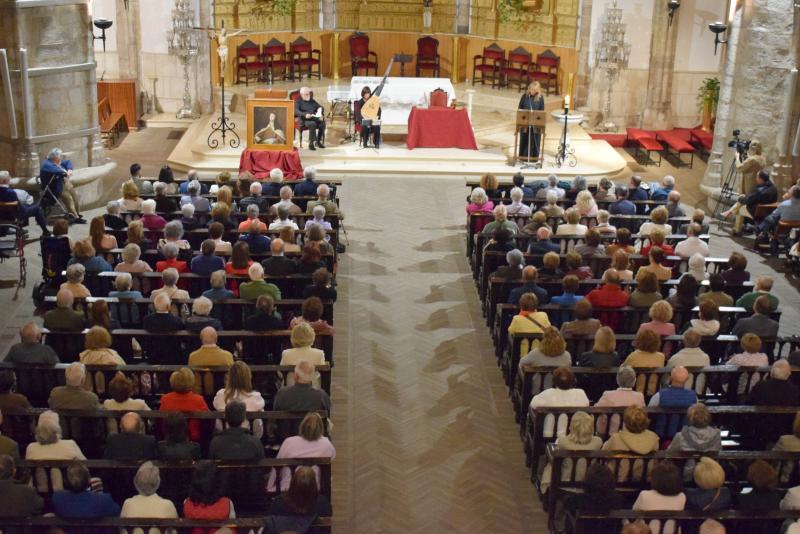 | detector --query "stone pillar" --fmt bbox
[115,0,142,83]
[574,0,593,108]
[701,0,796,199]
[0,0,105,178]
[195,0,213,114]
[641,2,679,130]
